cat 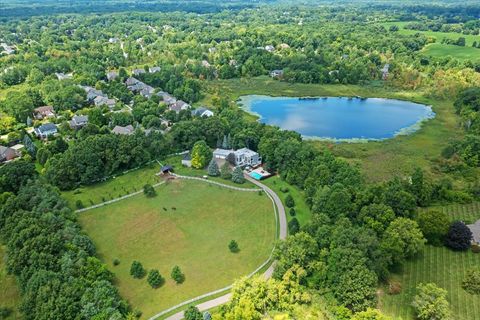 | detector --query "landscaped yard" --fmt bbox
[380,202,480,320]
[78,179,275,318]
[0,246,22,320]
